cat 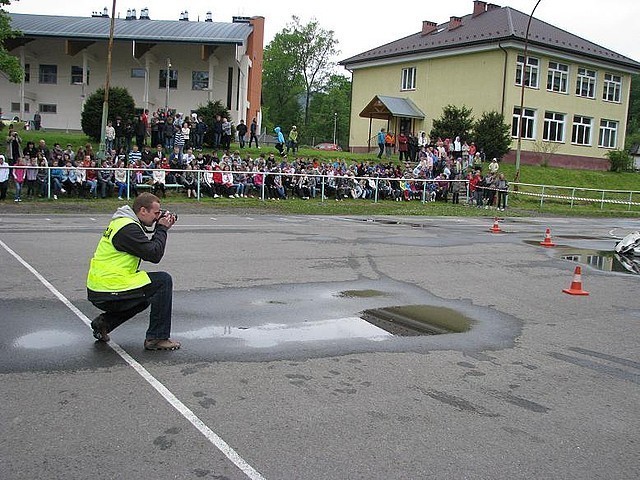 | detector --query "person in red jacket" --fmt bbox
[397,131,409,162]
